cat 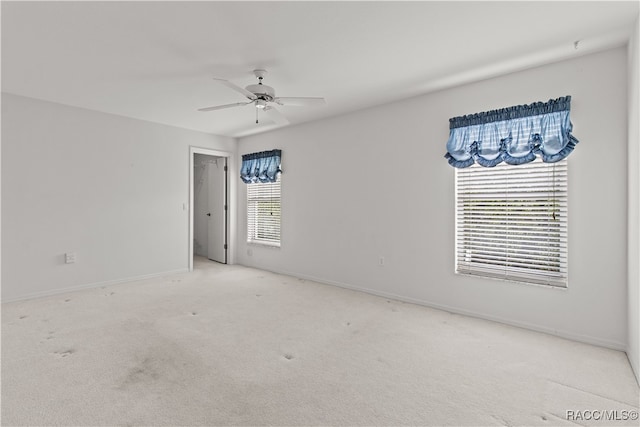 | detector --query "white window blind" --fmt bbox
[247,178,281,246]
[455,159,568,287]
